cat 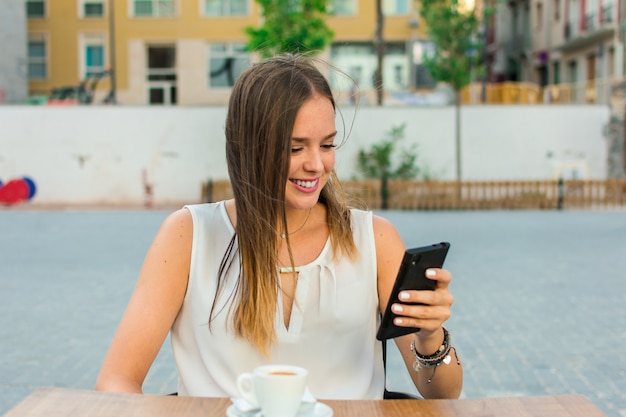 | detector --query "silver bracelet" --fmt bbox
[410,327,460,383]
